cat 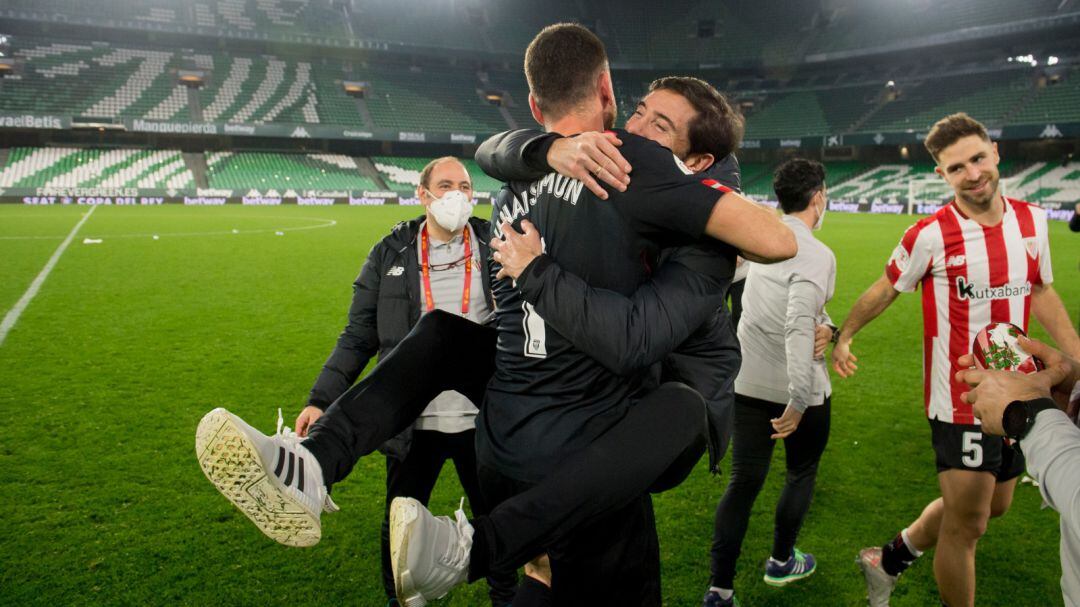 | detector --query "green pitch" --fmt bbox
[0,205,1076,606]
